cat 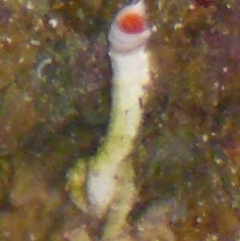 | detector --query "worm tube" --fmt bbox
[87,0,152,217]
